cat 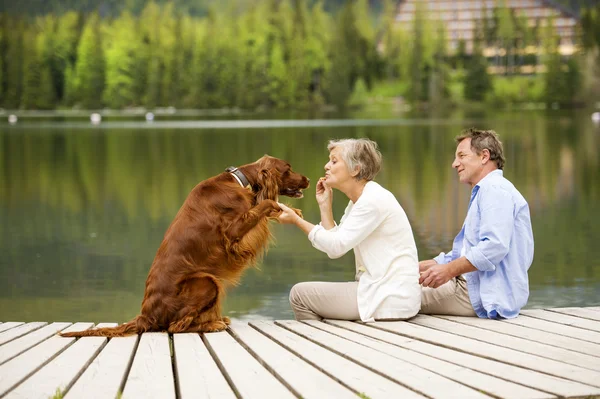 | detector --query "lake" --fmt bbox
[1,110,599,322]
